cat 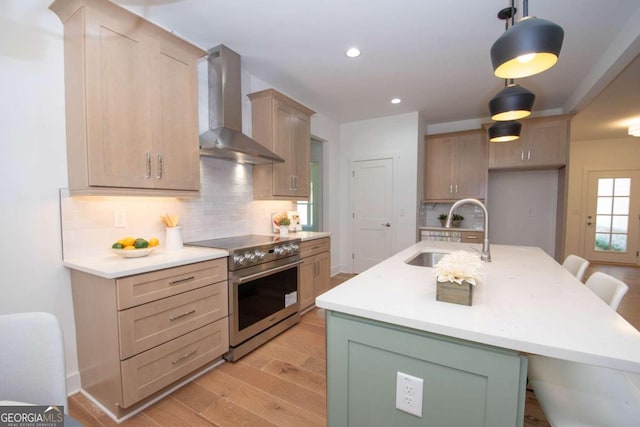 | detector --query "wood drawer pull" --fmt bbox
[168,275,195,285]
[169,309,196,322]
[171,349,197,365]
[465,236,479,240]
